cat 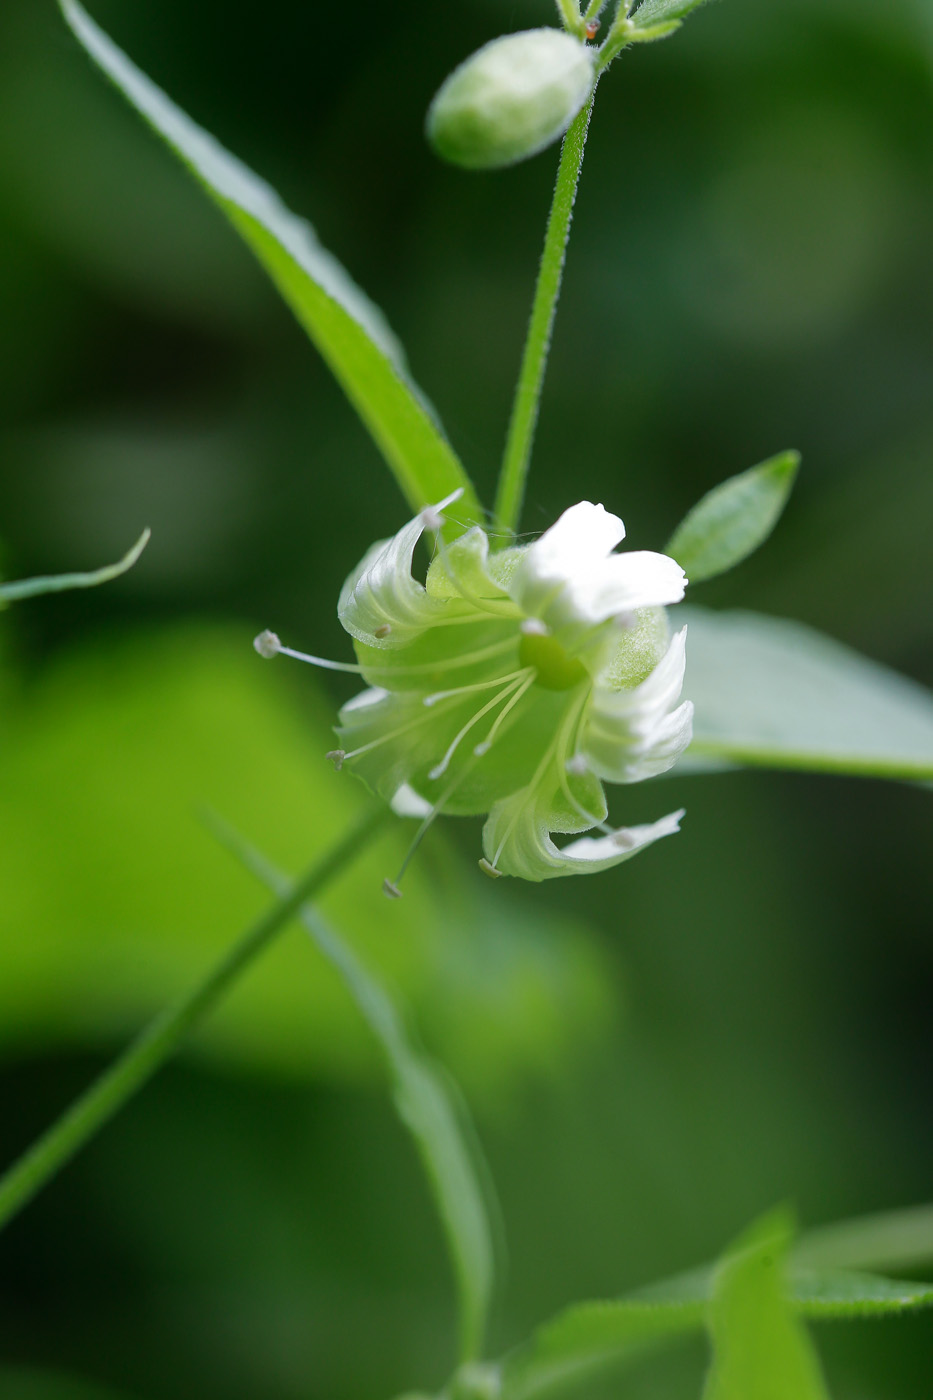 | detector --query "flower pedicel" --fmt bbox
[256,492,693,891]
